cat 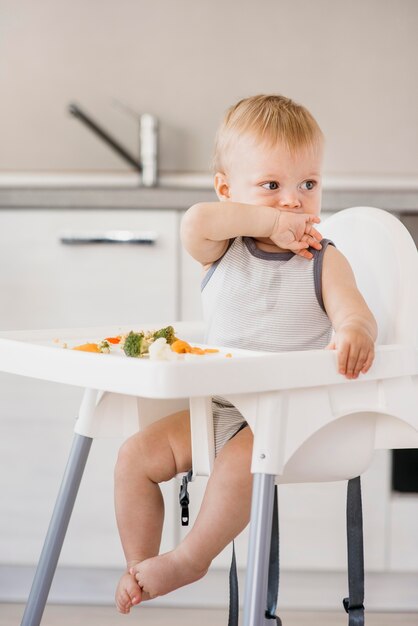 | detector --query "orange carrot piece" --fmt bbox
[190,346,205,355]
[171,339,192,353]
[105,336,121,344]
[73,343,101,353]
[172,339,219,356]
